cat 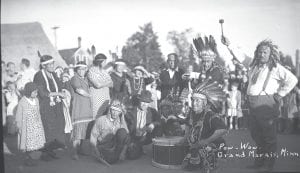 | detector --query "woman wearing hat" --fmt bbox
[15,82,46,166]
[110,59,132,104]
[130,64,154,106]
[70,61,93,160]
[87,53,113,119]
[33,52,66,160]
